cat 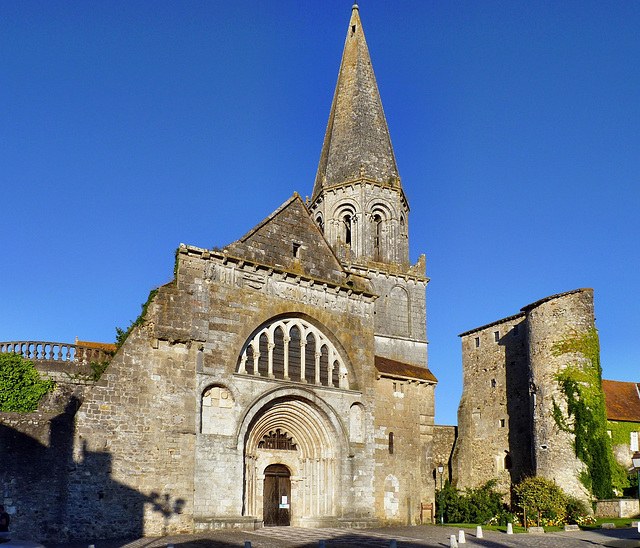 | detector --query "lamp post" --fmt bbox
[437,464,444,525]
[632,451,640,506]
